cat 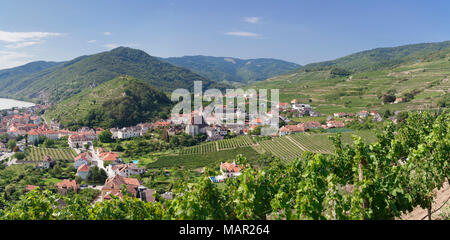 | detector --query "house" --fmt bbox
[26,185,39,192]
[120,127,141,139]
[300,121,321,130]
[99,152,121,164]
[137,187,156,203]
[110,126,141,139]
[101,175,141,201]
[68,134,91,148]
[74,152,93,169]
[394,97,405,103]
[76,164,91,180]
[278,125,306,136]
[369,111,379,116]
[333,112,348,118]
[37,155,55,169]
[56,179,79,195]
[372,113,384,122]
[326,120,345,129]
[292,103,312,112]
[109,163,144,177]
[277,102,290,111]
[220,161,244,178]
[155,121,171,128]
[357,110,369,118]
[205,126,227,141]
[137,123,154,136]
[185,115,208,137]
